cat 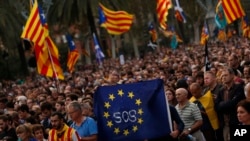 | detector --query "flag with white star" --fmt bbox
[94,79,171,141]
